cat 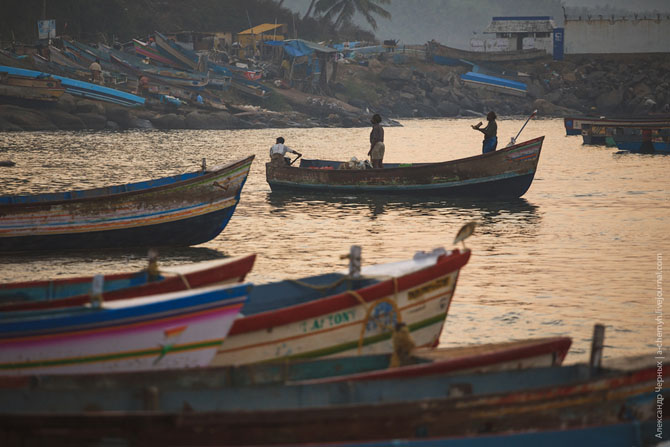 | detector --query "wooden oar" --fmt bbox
[289,153,302,166]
